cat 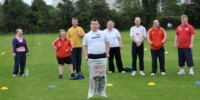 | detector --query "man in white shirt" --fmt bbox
[103,21,125,74]
[83,19,110,99]
[130,17,147,76]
